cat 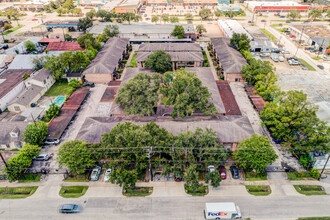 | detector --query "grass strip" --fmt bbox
[3,25,24,35]
[245,185,271,196]
[18,174,40,183]
[123,187,153,197]
[59,186,88,198]
[245,171,267,181]
[0,186,38,199]
[44,81,74,97]
[260,28,277,41]
[297,58,316,71]
[286,172,314,181]
[185,185,209,196]
[294,185,327,196]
